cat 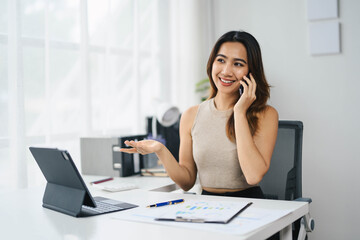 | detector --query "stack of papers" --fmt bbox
[141,167,168,177]
[113,199,291,236]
